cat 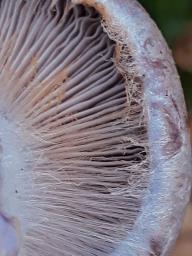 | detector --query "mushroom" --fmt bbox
[0,0,191,256]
